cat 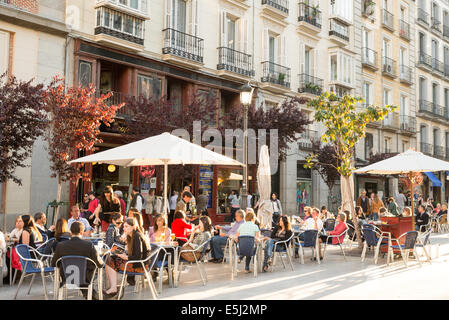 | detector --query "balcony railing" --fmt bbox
[431,17,442,33]
[399,65,413,84]
[382,113,399,129]
[420,142,433,155]
[298,129,318,149]
[162,28,204,63]
[382,56,396,77]
[419,99,446,118]
[382,9,394,30]
[400,115,416,134]
[0,0,38,13]
[417,51,433,69]
[261,0,289,14]
[298,2,322,29]
[99,90,133,118]
[298,74,323,95]
[329,19,349,42]
[418,99,433,114]
[261,61,291,88]
[399,20,410,40]
[417,8,429,25]
[95,7,145,45]
[432,103,445,117]
[217,47,253,77]
[362,47,378,68]
[432,58,444,75]
[434,145,445,158]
